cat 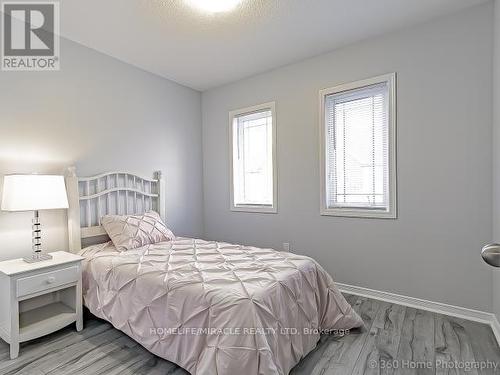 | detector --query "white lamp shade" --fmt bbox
[1,174,69,211]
